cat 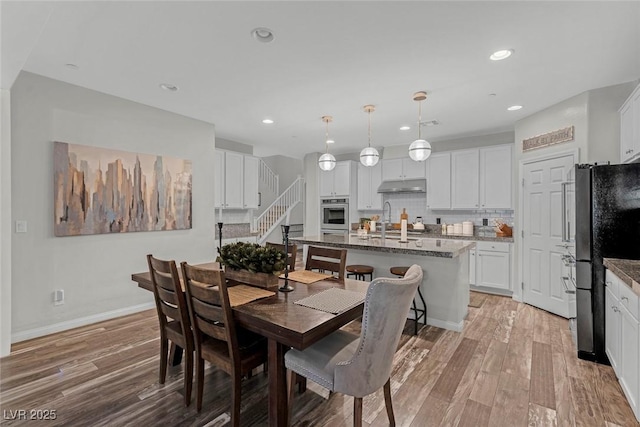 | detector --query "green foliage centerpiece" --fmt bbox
[219,242,286,288]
